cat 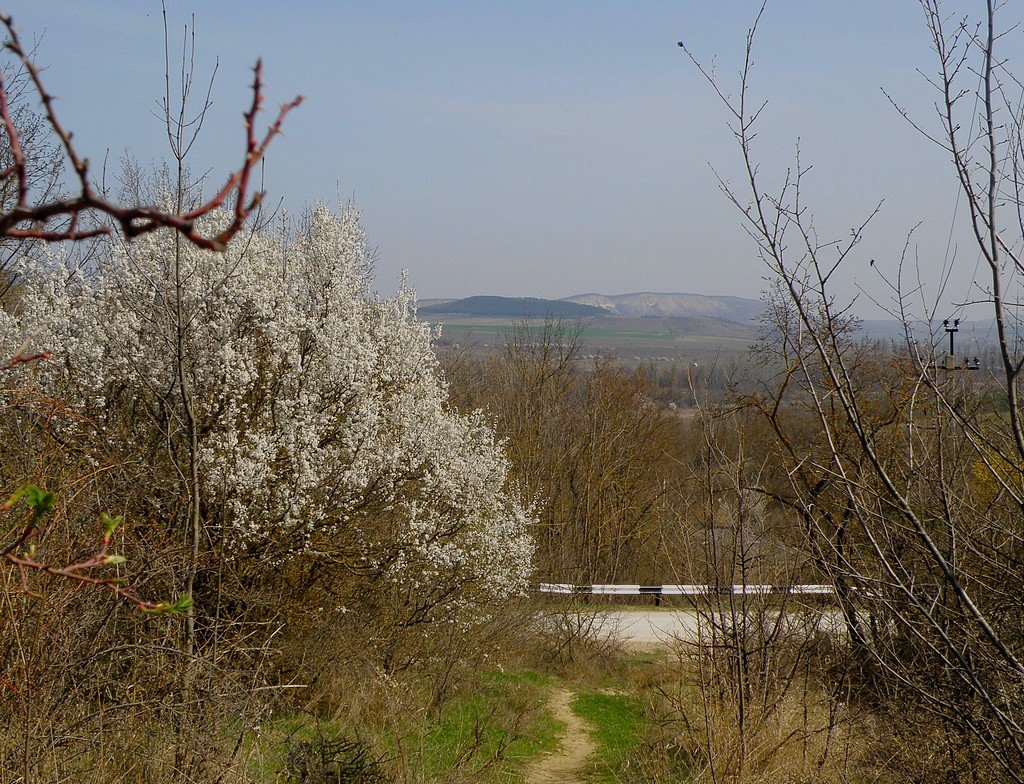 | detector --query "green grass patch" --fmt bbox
[414,669,560,781]
[248,670,559,782]
[572,690,647,783]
